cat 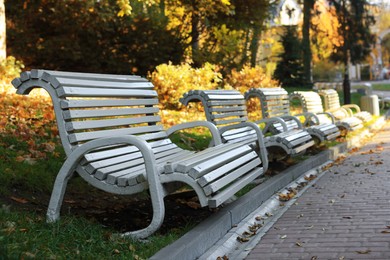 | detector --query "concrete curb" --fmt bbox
[151,117,386,260]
